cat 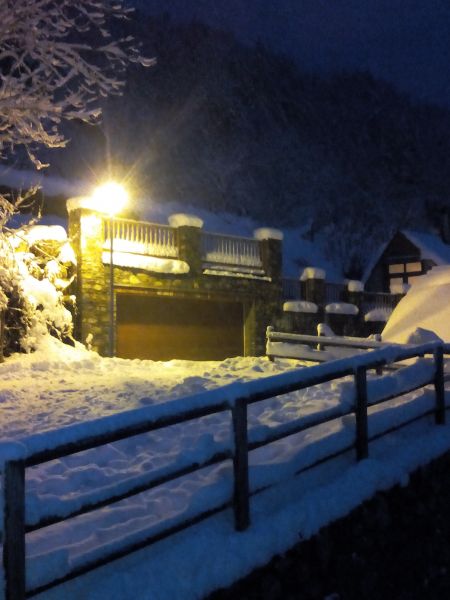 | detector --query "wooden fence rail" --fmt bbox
[1,342,448,599]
